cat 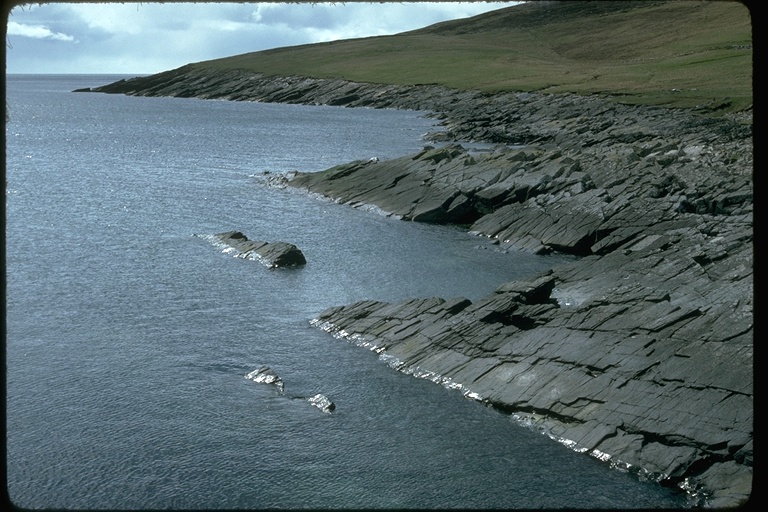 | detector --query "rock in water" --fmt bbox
[245,366,284,394]
[244,367,334,413]
[199,231,306,268]
[306,393,335,413]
